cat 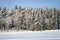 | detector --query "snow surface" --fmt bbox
[0,30,60,40]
